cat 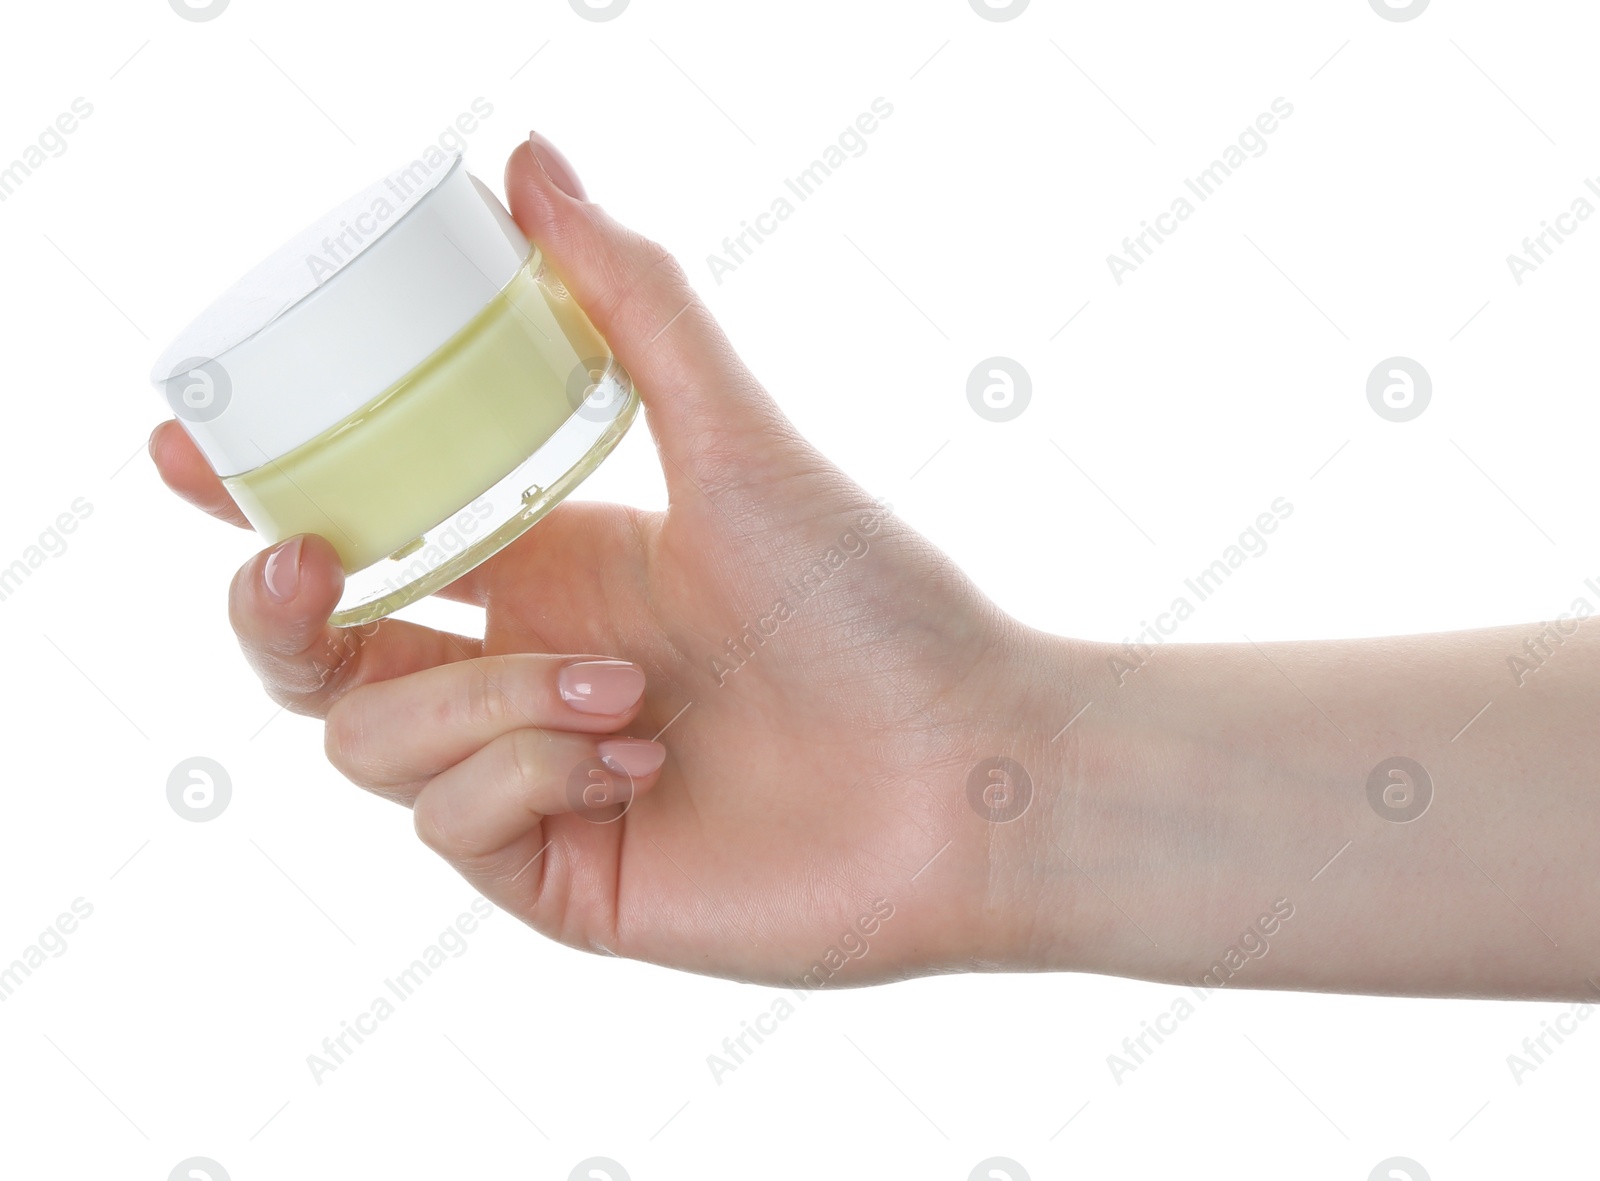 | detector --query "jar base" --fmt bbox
[329,387,639,628]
